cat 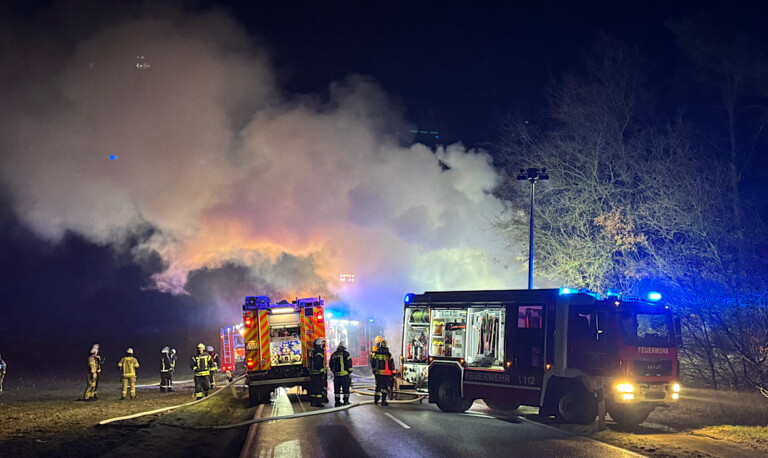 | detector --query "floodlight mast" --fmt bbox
[517,167,549,289]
